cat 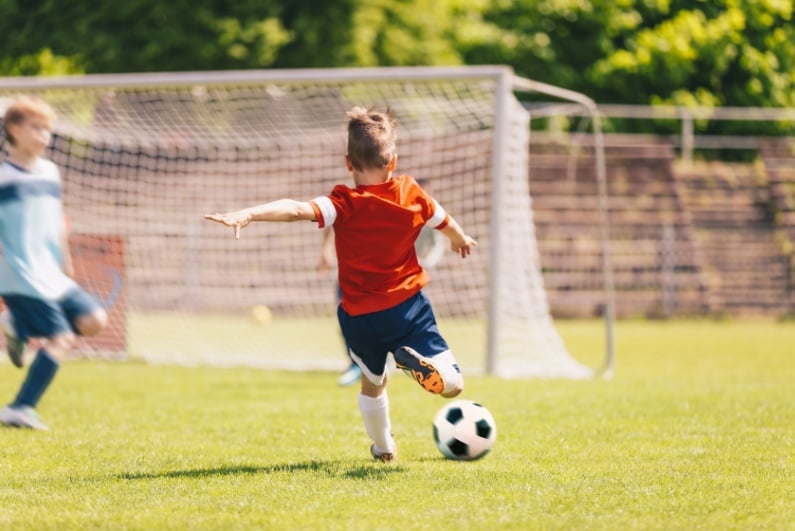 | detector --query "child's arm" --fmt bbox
[204,199,316,240]
[439,215,477,258]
